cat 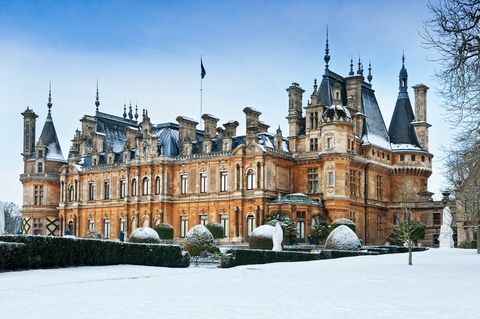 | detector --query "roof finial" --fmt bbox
[357,56,362,75]
[402,50,405,67]
[123,103,127,119]
[324,26,330,70]
[367,61,372,83]
[128,102,133,120]
[95,80,100,112]
[47,80,52,114]
[313,78,318,94]
[134,104,138,120]
[349,57,354,76]
[399,52,408,93]
[360,62,364,76]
